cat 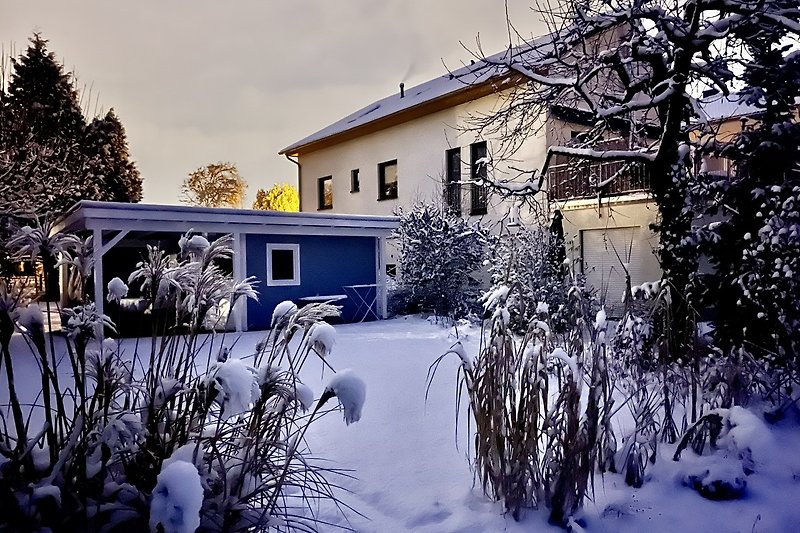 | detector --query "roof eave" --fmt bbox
[54,200,400,236]
[279,72,524,157]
